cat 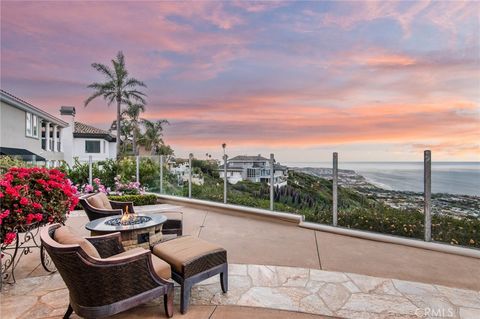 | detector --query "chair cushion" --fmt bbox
[54,226,101,259]
[152,236,225,274]
[106,247,171,279]
[86,193,112,210]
